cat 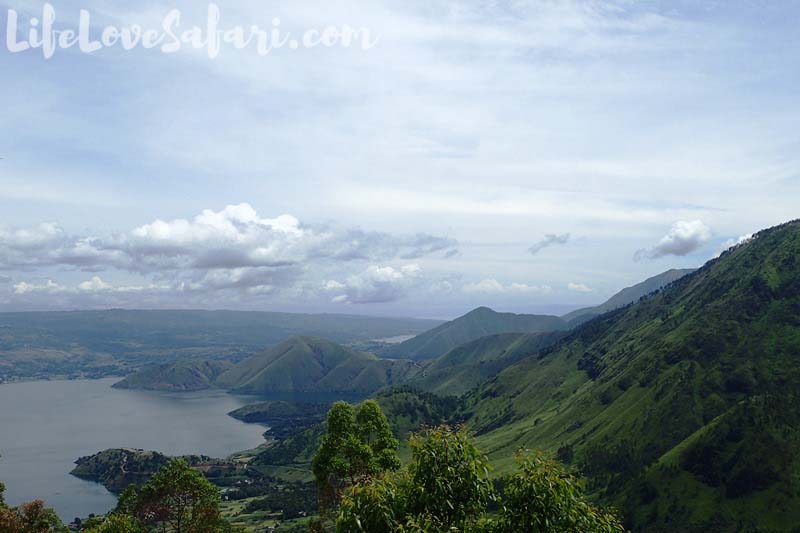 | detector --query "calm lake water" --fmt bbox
[0,378,267,522]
